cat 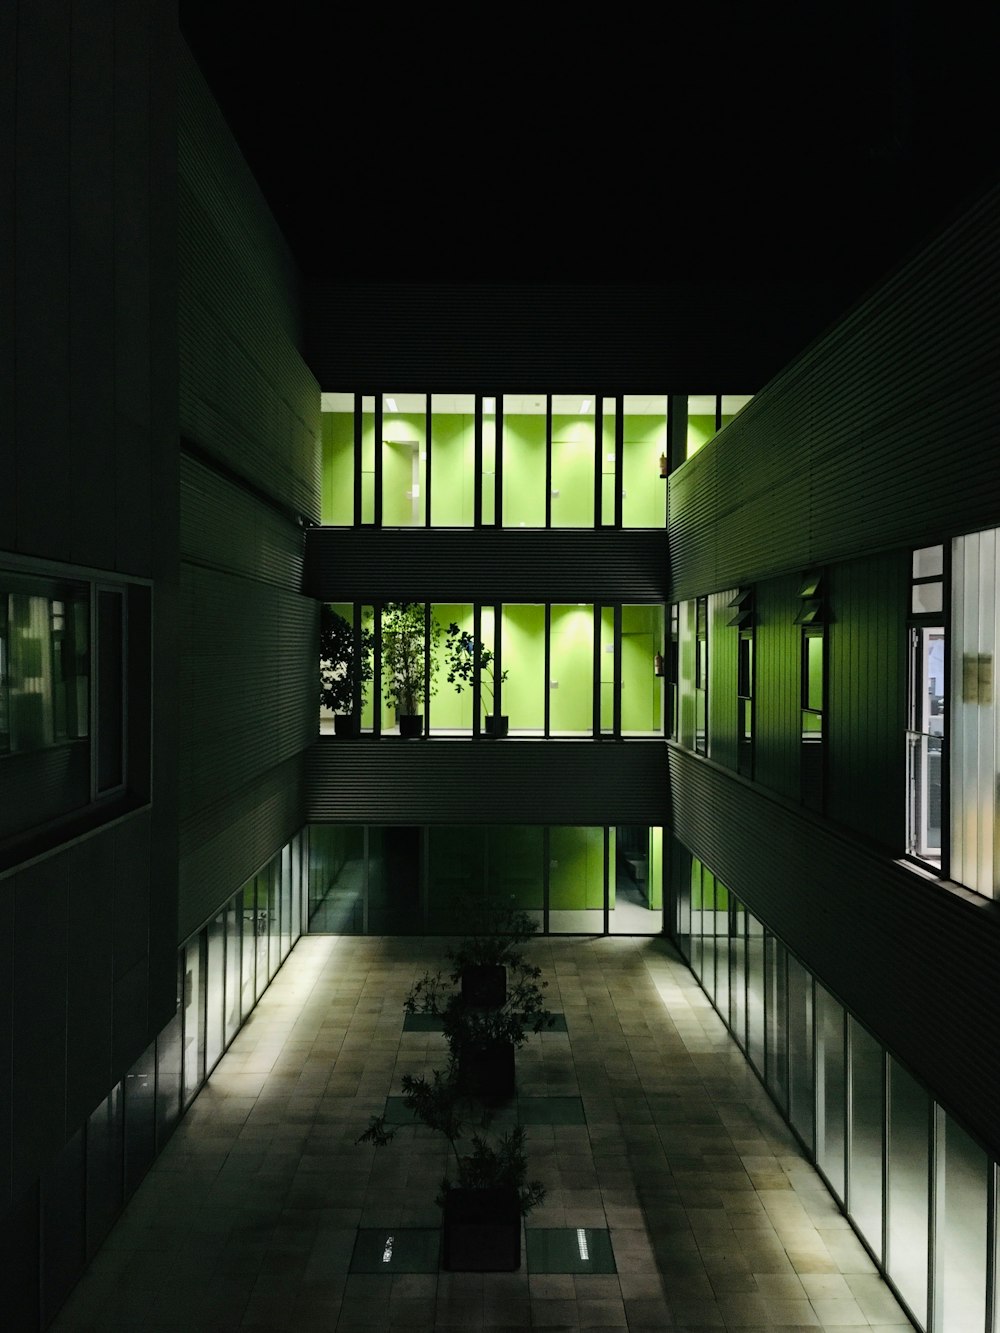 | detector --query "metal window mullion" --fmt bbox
[593,398,603,527]
[493,602,502,726]
[352,603,363,719]
[374,397,383,527]
[372,603,382,739]
[613,603,622,738]
[353,392,363,524]
[592,604,601,737]
[603,826,610,935]
[545,395,553,529]
[495,397,504,528]
[614,401,624,528]
[423,603,431,737]
[472,603,482,738]
[425,397,433,527]
[544,604,552,737]
[474,394,483,528]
